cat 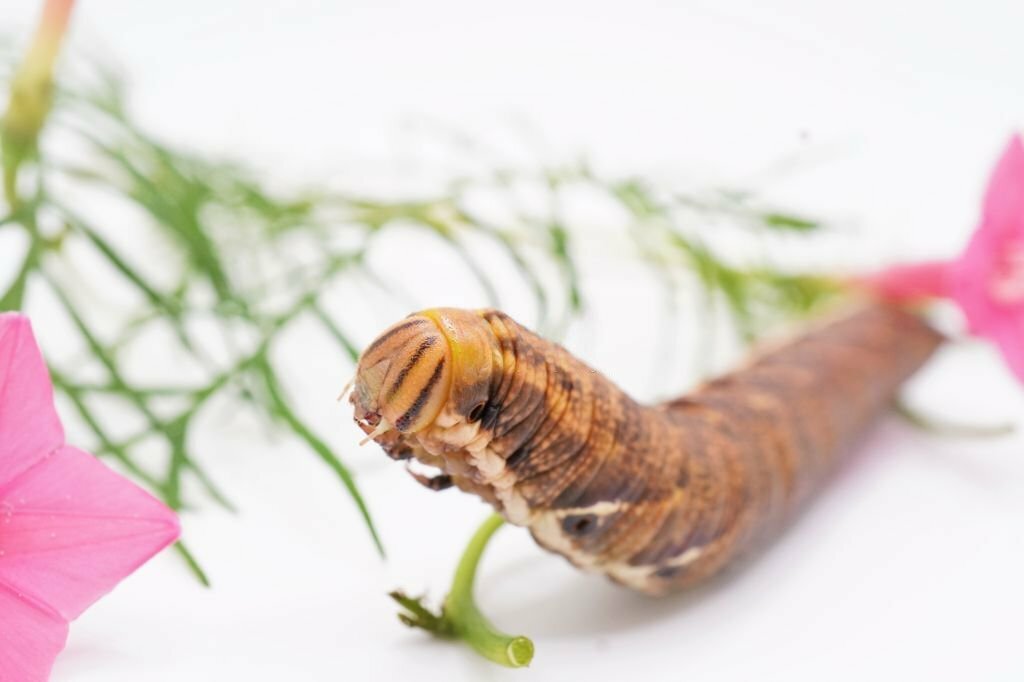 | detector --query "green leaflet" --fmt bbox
[2,60,836,583]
